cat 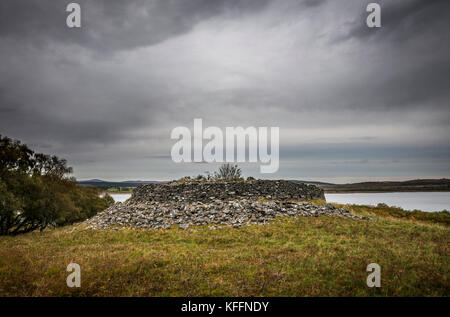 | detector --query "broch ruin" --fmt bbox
[84,180,369,230]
